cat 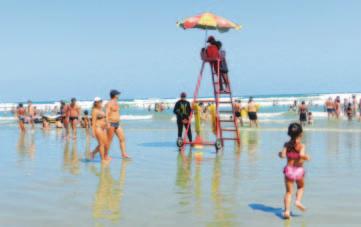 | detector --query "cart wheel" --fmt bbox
[177,138,184,148]
[215,139,222,151]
